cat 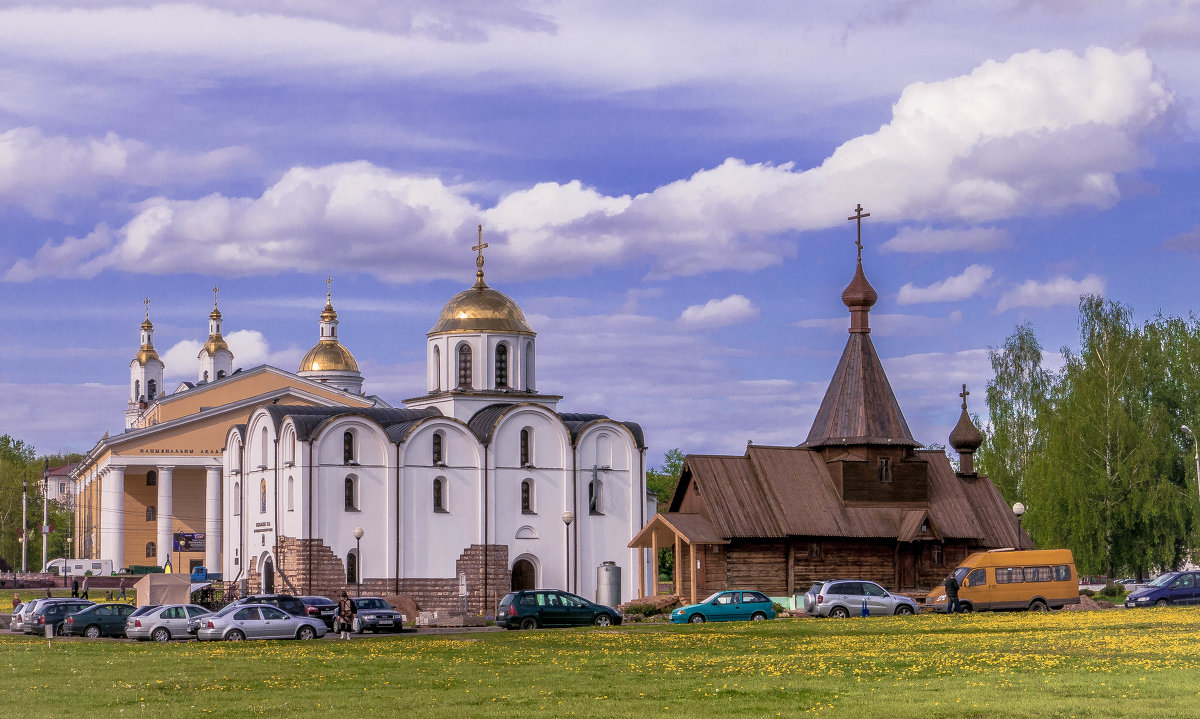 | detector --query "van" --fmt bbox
[925,548,1080,612]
